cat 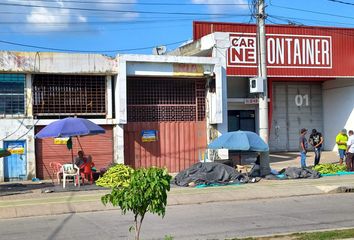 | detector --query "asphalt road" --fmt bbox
[2,193,354,240]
